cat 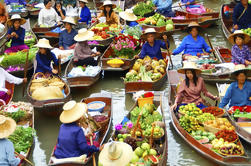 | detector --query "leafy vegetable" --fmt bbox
[133,1,154,17]
[123,25,142,39]
[7,110,26,122]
